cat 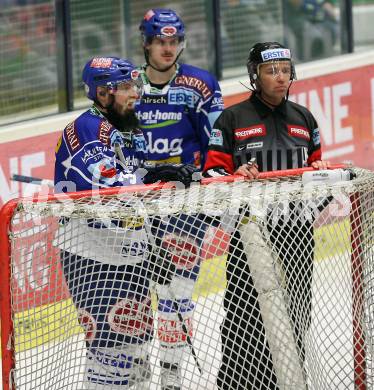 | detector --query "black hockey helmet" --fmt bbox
[247,42,296,87]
